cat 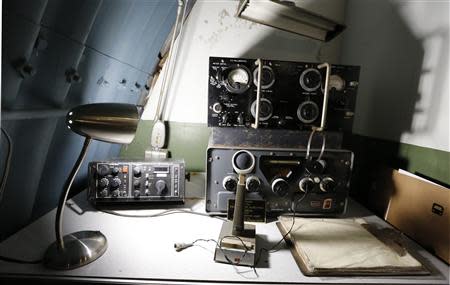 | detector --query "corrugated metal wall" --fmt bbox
[0,0,177,240]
